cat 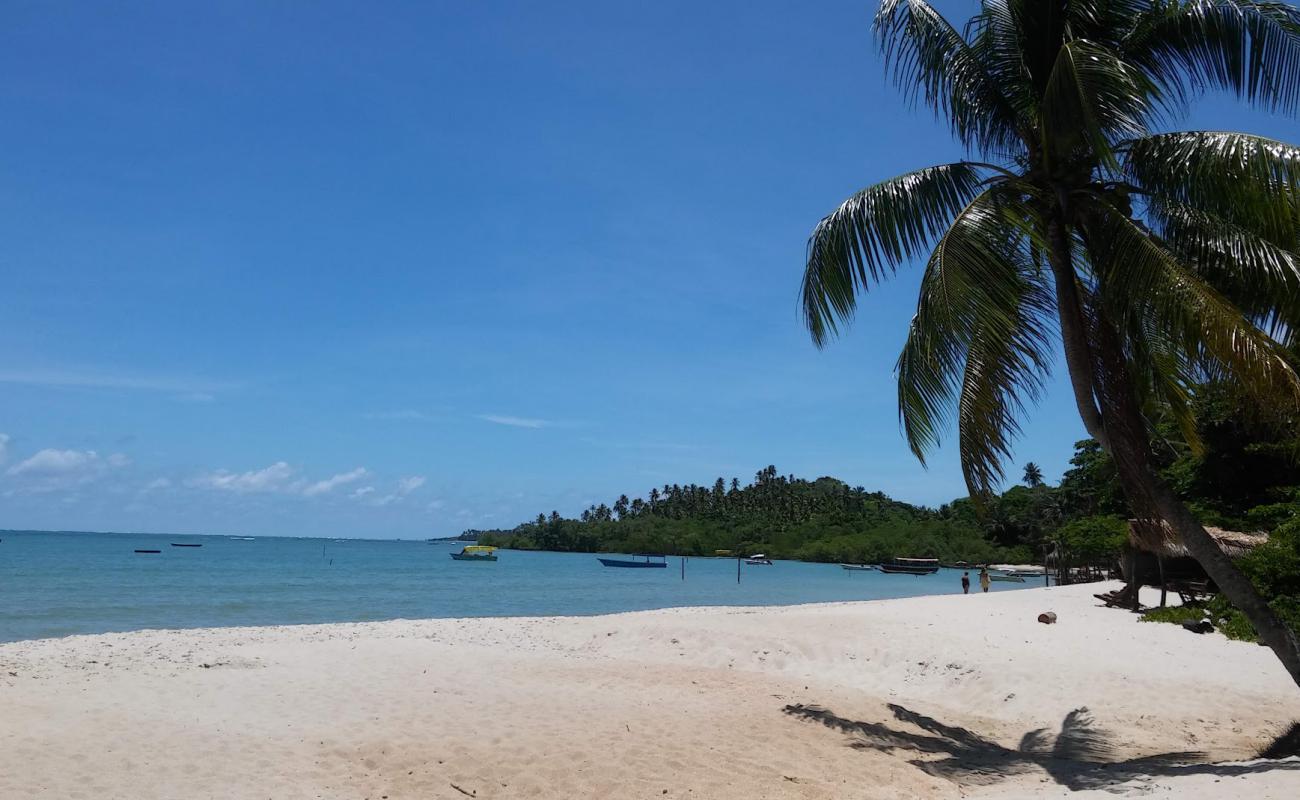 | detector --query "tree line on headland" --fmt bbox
[467,380,1300,576]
